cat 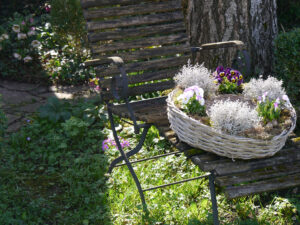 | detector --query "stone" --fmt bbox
[0,79,39,91]
[6,114,22,125]
[17,102,46,113]
[0,87,41,105]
